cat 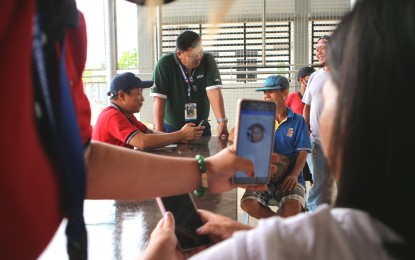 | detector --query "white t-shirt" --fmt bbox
[191,205,401,260]
[302,68,330,144]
